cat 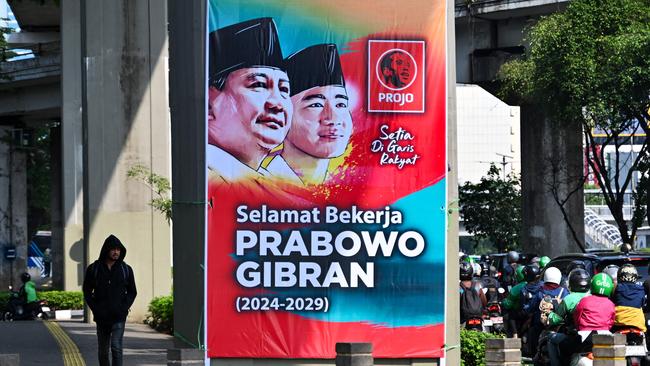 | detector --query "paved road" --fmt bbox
[60,321,173,366]
[0,320,174,366]
[0,321,63,365]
